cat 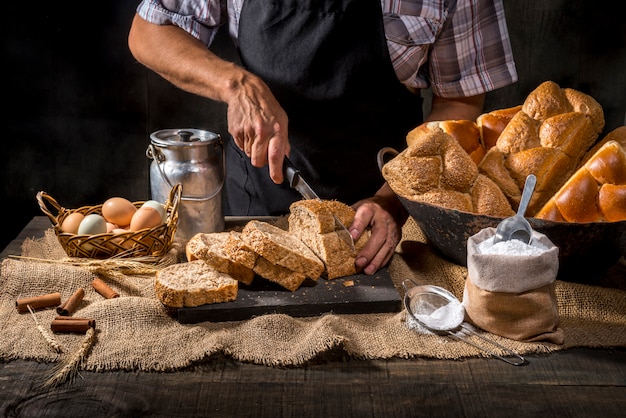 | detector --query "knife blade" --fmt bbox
[283,157,355,252]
